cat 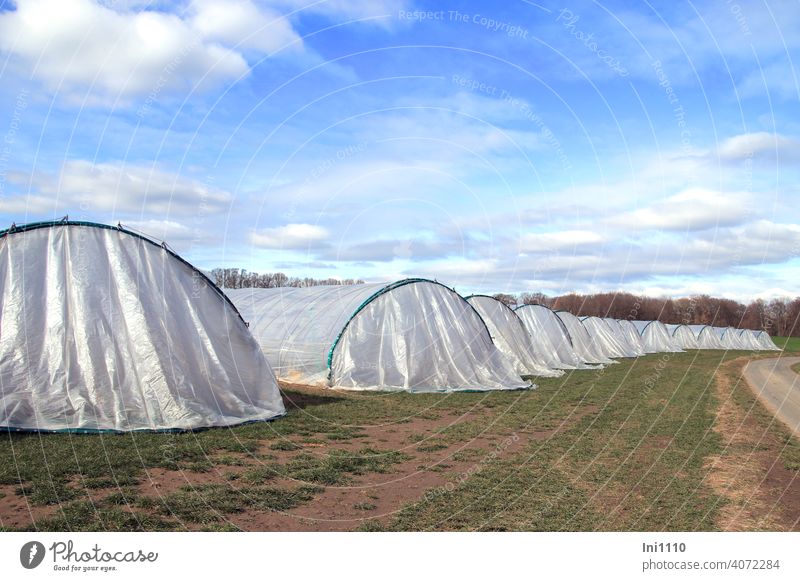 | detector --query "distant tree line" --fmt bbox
[211,268,365,289]
[492,291,800,337]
